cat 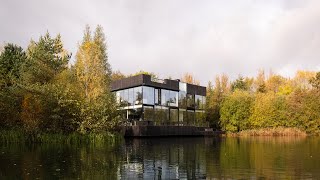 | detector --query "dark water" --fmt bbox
[1,137,320,179]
